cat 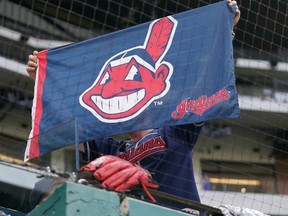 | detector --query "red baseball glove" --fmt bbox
[80,155,159,203]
